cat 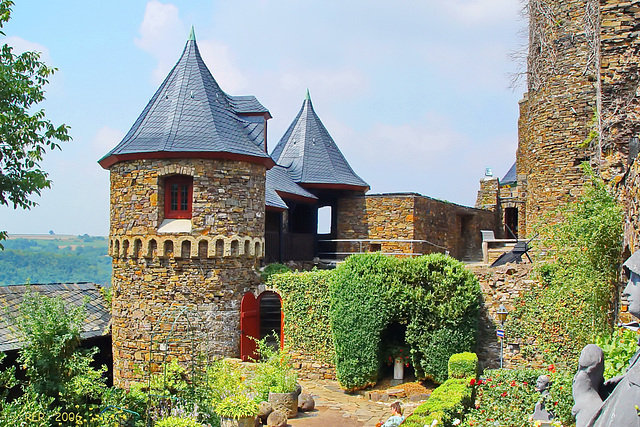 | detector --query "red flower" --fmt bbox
[510,381,516,387]
[523,382,528,385]
[470,378,477,386]
[501,391,507,397]
[548,364,556,373]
